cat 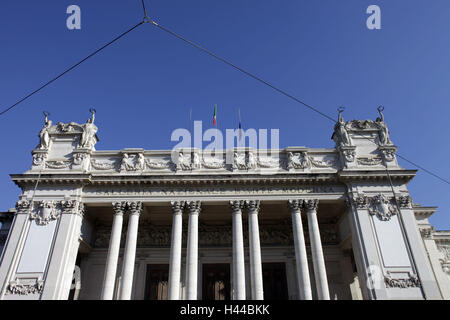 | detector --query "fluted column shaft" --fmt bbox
[185,201,201,300]
[168,201,185,300]
[288,200,312,300]
[101,202,127,300]
[305,199,330,300]
[246,200,264,300]
[230,200,246,300]
[119,201,142,300]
